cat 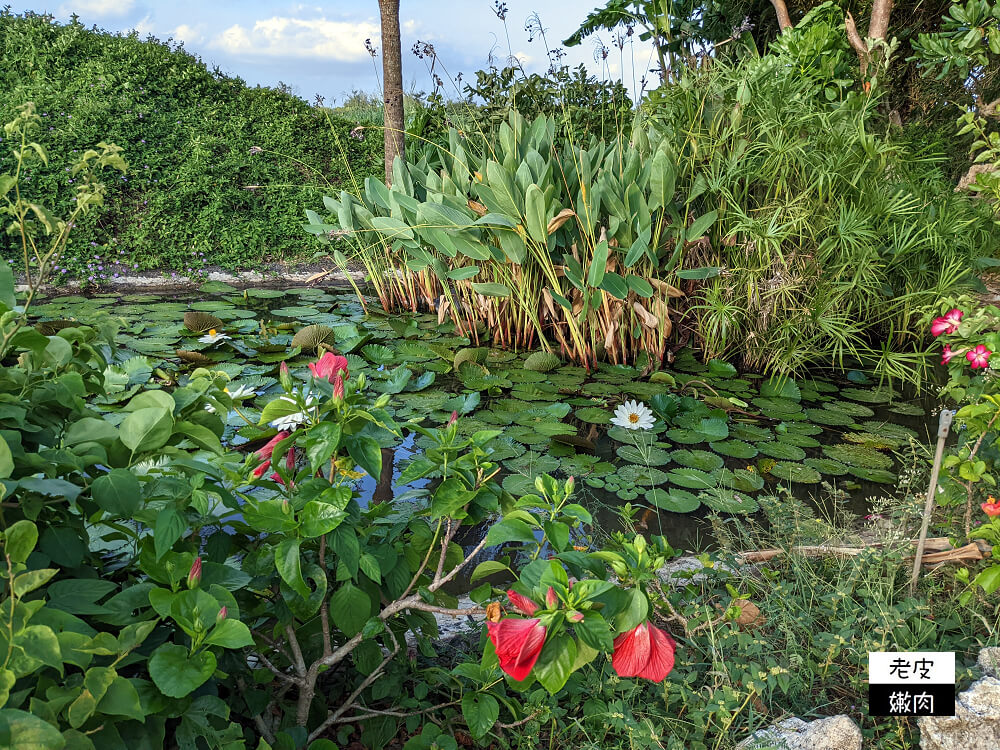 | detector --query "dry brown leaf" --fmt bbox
[467,200,488,216]
[437,295,450,325]
[547,208,576,234]
[632,301,659,330]
[650,278,685,298]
